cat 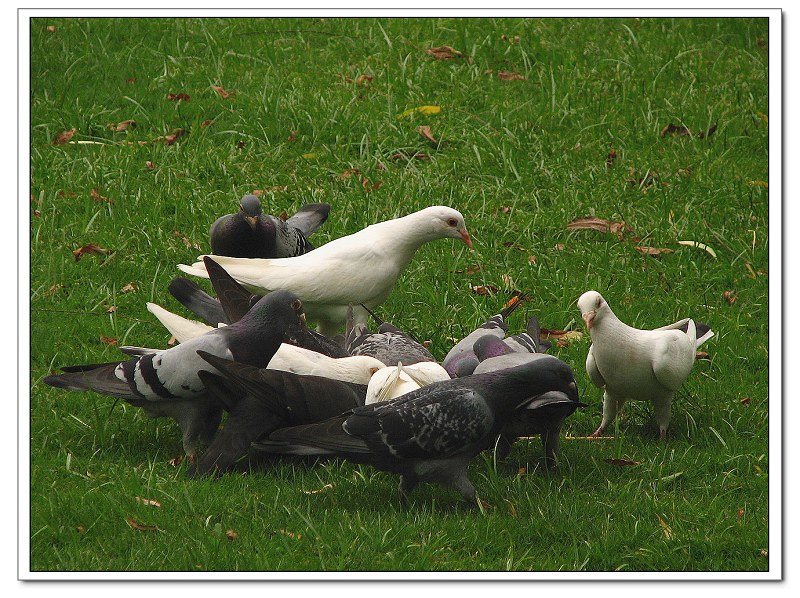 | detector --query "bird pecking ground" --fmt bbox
[28,16,770,573]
